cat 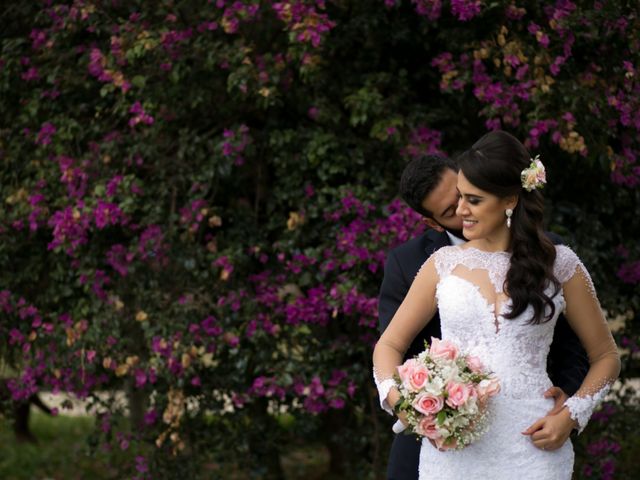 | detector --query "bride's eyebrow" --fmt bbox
[456,187,484,199]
